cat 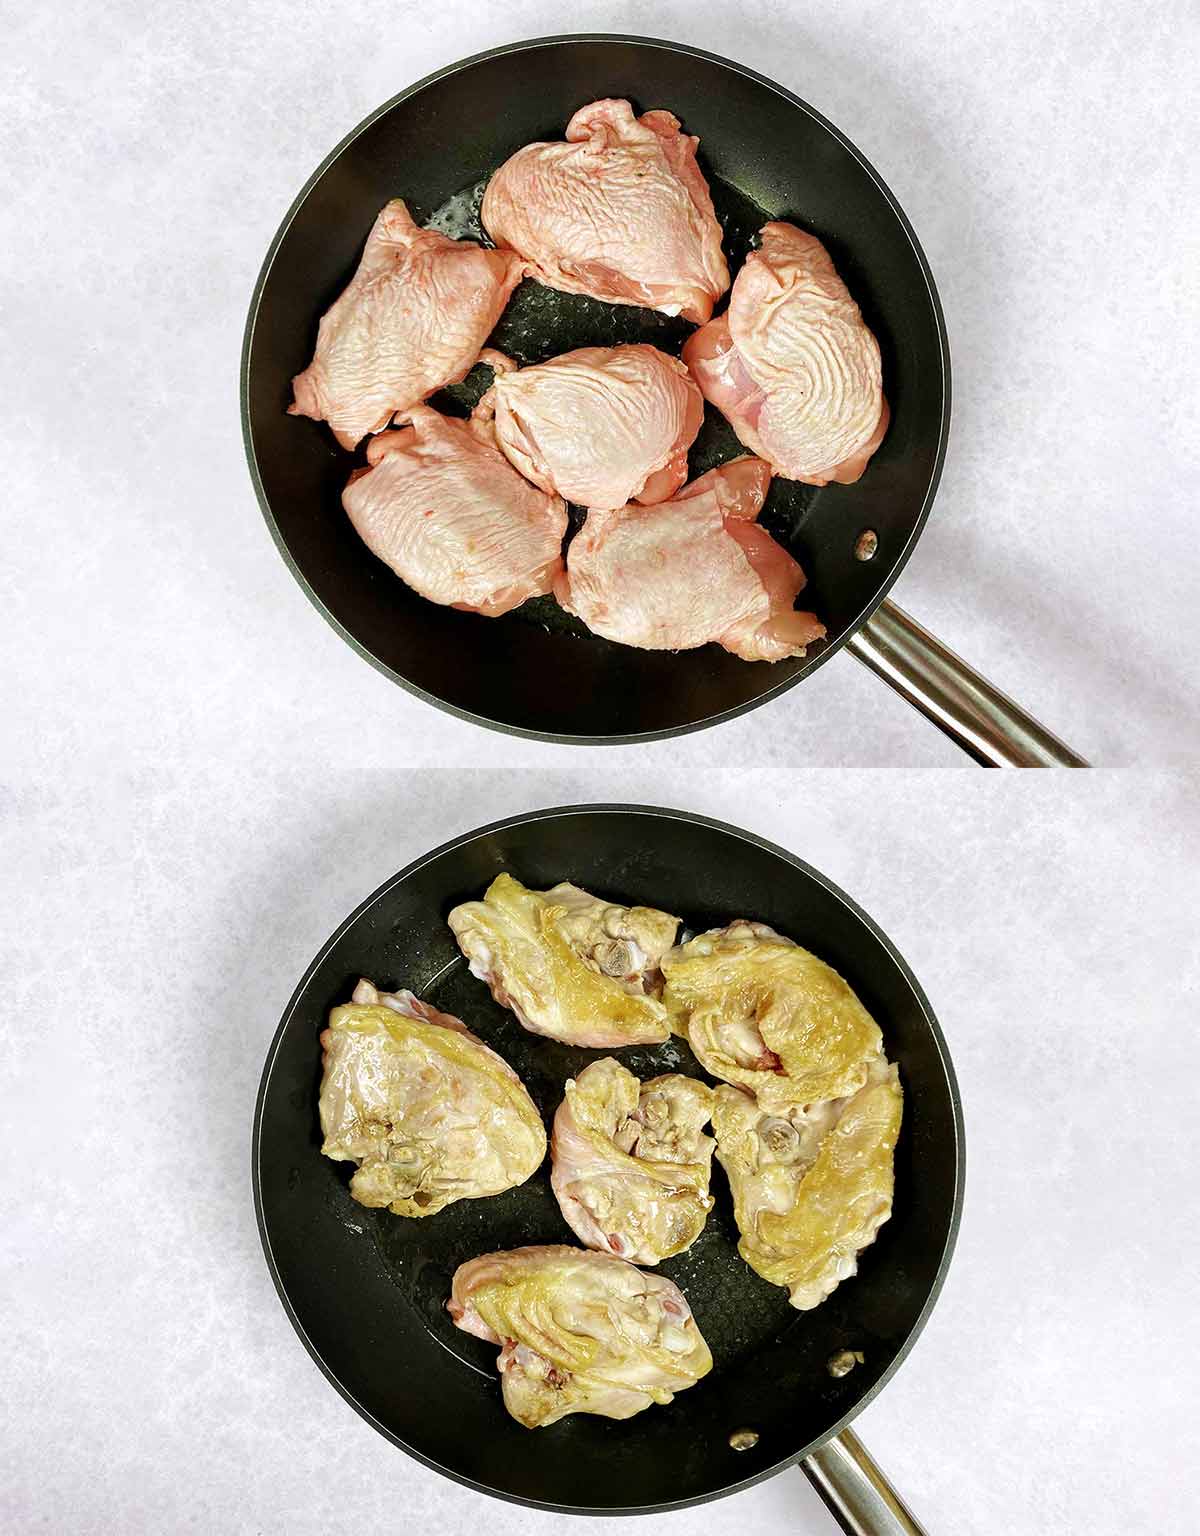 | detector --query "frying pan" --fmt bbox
[253,806,964,1533]
[241,34,1085,766]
